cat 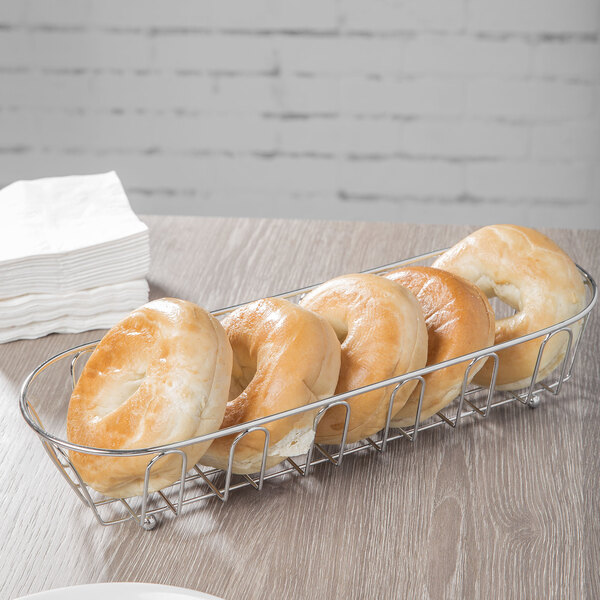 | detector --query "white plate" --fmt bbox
[16,582,223,600]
